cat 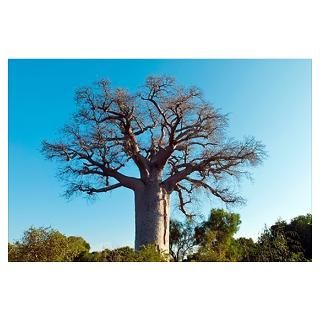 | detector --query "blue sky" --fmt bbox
[8,59,311,250]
